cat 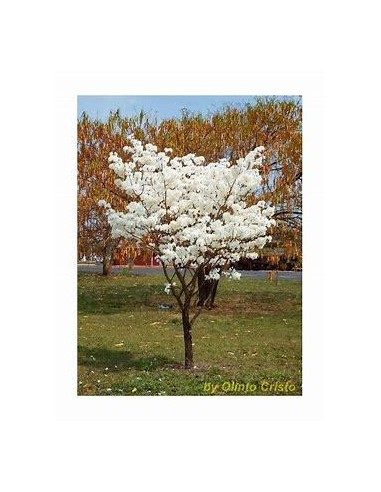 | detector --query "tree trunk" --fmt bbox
[102,240,113,276]
[208,280,219,307]
[182,310,193,369]
[102,257,112,276]
[197,267,219,308]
